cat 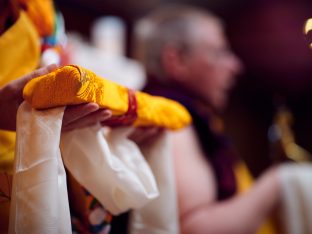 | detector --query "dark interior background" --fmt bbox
[55,0,312,176]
